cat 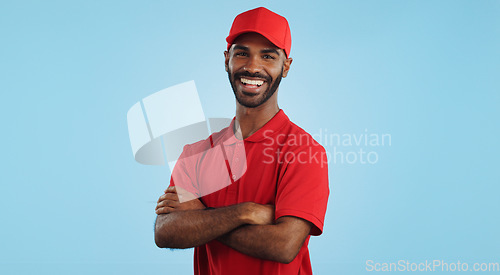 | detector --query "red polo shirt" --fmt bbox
[170,110,329,275]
